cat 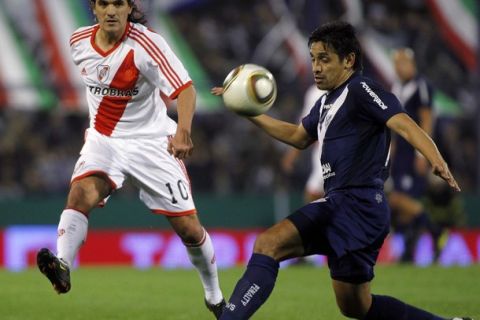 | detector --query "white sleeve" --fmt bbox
[69,26,94,66]
[136,29,192,99]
